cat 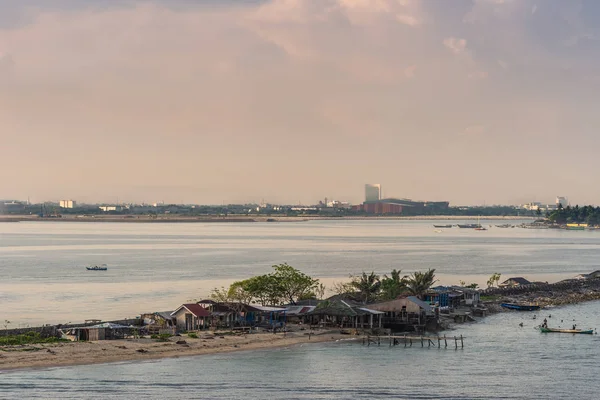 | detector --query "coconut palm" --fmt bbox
[351,272,381,304]
[406,269,437,298]
[380,269,408,300]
